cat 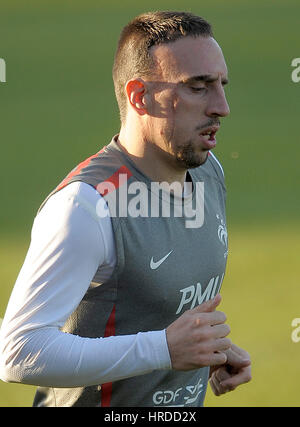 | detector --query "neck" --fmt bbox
[118,125,187,186]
